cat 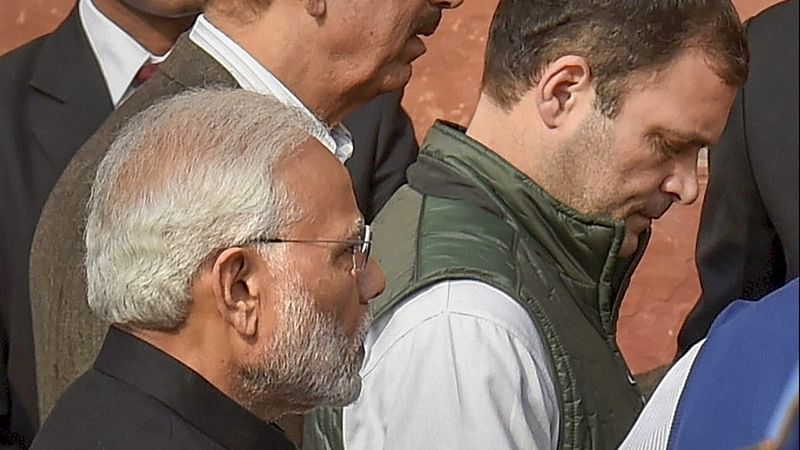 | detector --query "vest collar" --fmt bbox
[417,121,648,335]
